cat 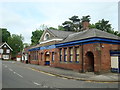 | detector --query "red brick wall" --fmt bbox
[30,60,39,65]
[29,43,120,73]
